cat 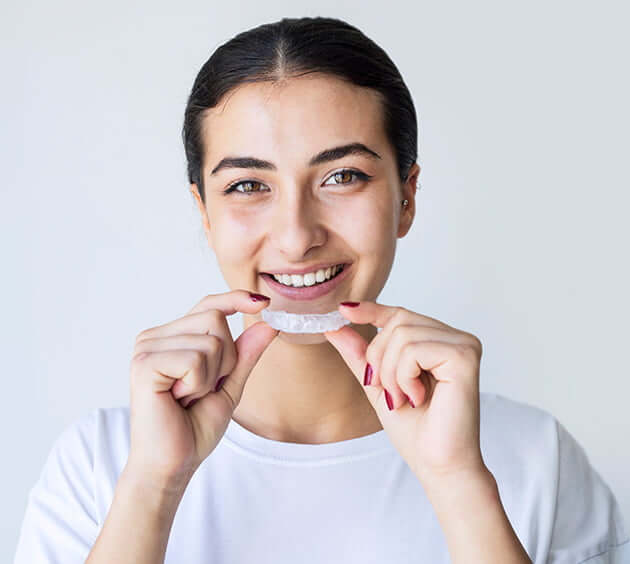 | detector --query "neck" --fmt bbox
[231,315,383,444]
